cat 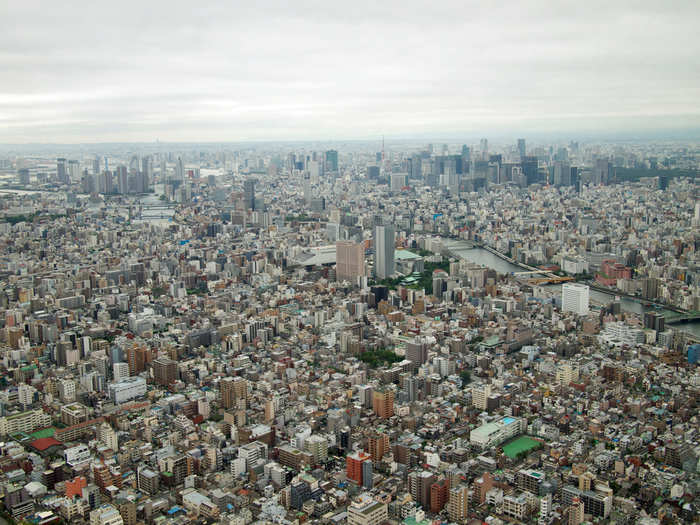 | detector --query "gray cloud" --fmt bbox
[1,0,699,142]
